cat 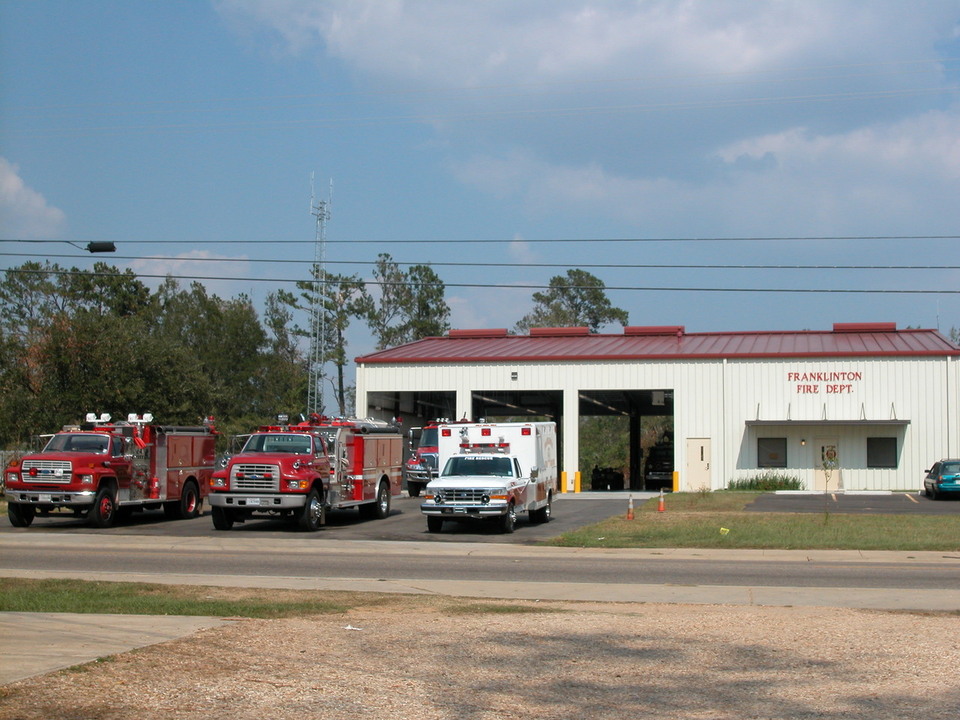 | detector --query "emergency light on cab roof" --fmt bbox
[441,426,532,437]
